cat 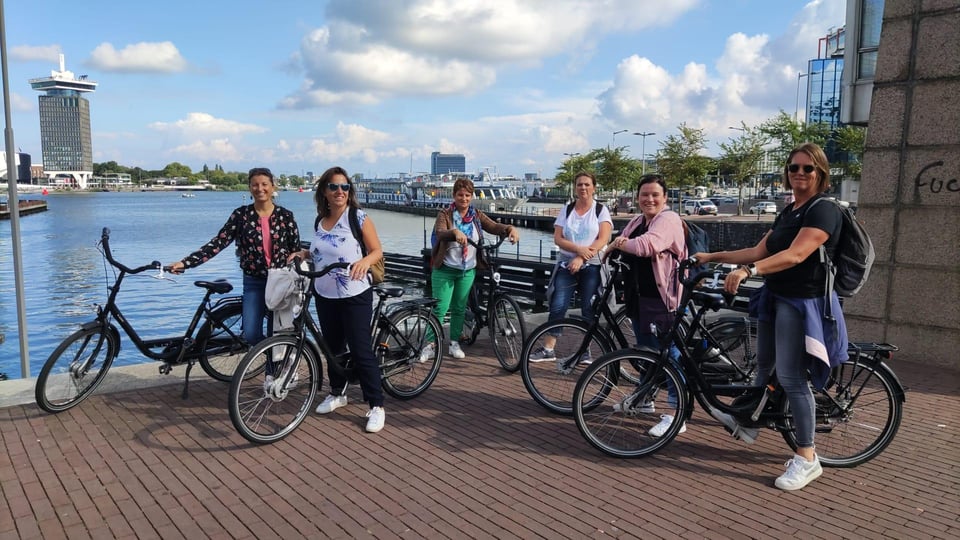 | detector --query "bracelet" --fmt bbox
[739,264,758,277]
